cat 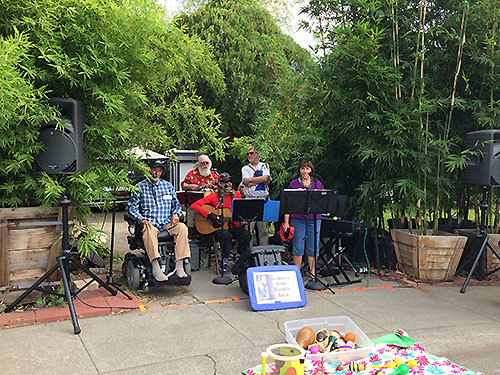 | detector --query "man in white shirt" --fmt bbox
[241,146,271,245]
